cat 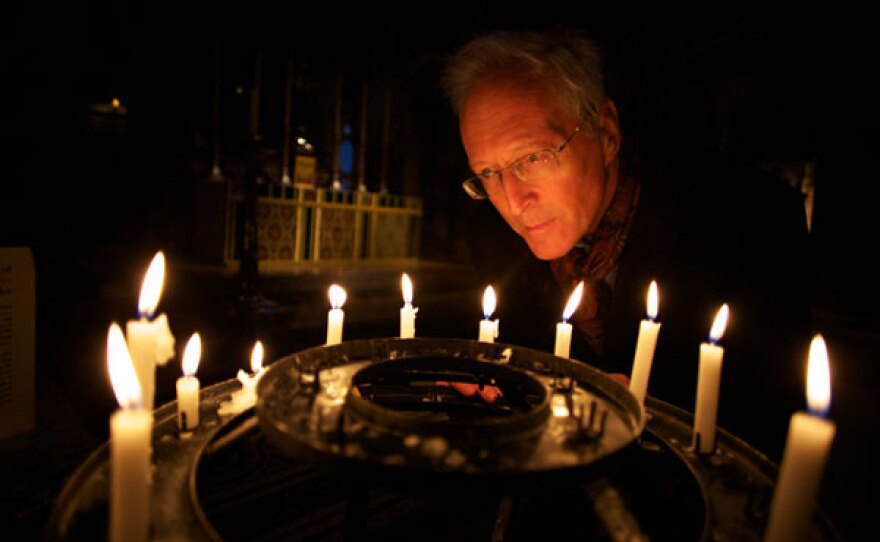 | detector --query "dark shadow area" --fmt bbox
[1,2,875,541]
